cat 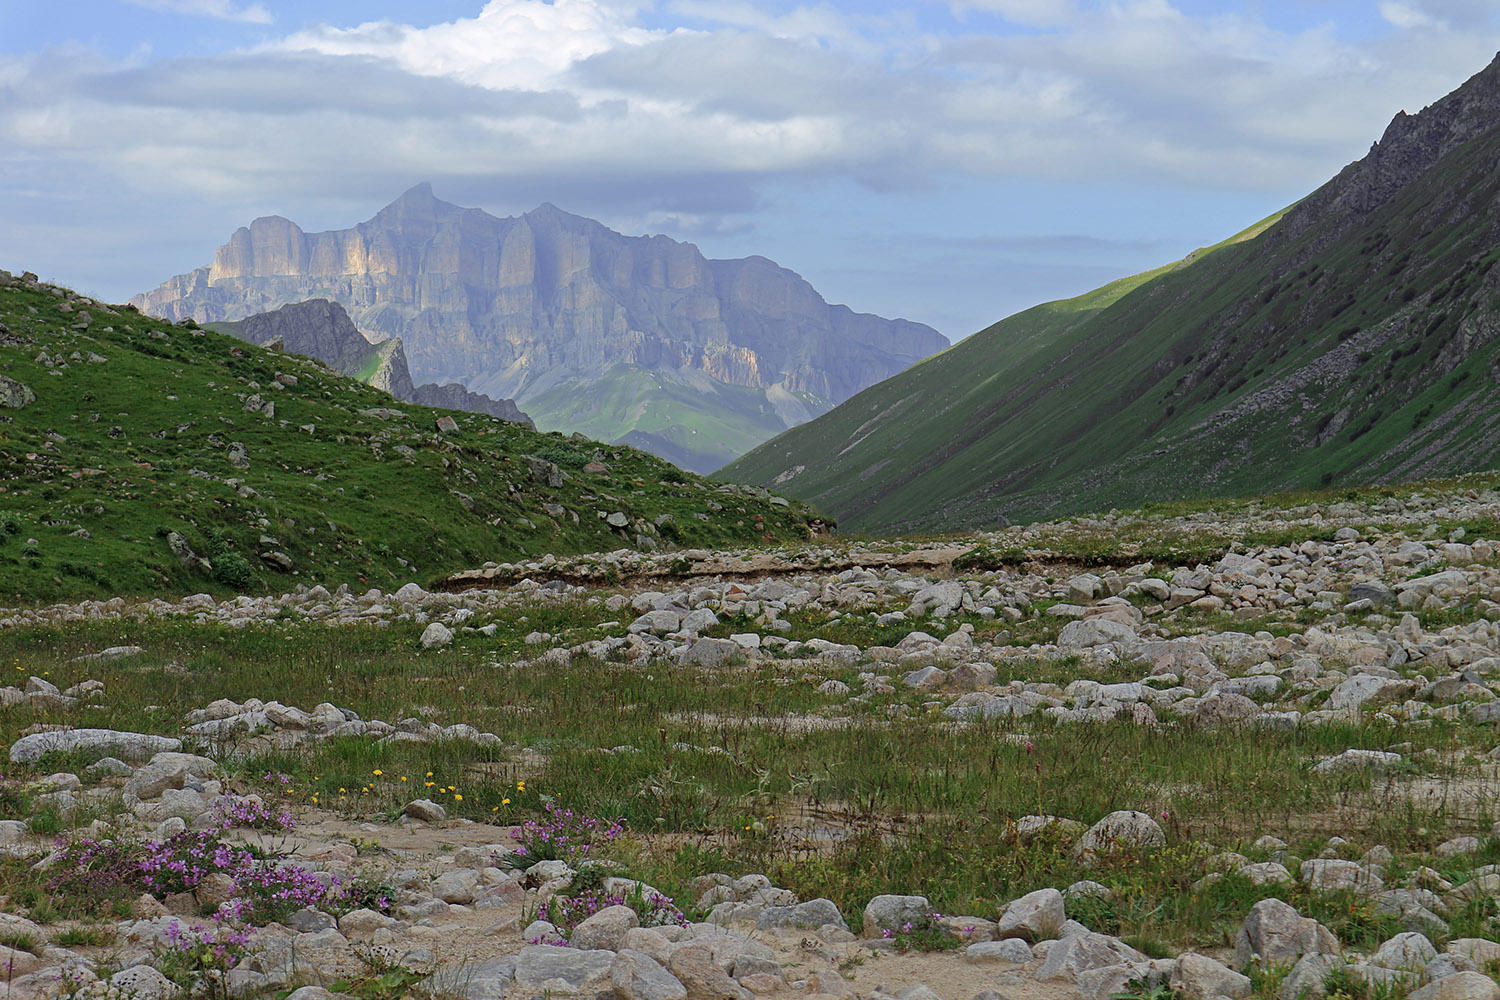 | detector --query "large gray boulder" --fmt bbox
[1170,953,1251,999]
[674,638,743,668]
[10,729,180,764]
[1189,692,1262,729]
[420,622,454,649]
[666,944,751,1000]
[1408,972,1500,1000]
[1313,749,1403,774]
[0,376,35,409]
[514,945,616,991]
[1073,811,1165,864]
[966,940,1034,964]
[1276,953,1344,1000]
[1058,619,1136,649]
[996,888,1065,943]
[630,610,682,635]
[1372,932,1438,971]
[570,904,639,951]
[862,894,931,939]
[123,752,220,805]
[1036,931,1147,982]
[420,957,516,1000]
[613,949,688,1000]
[110,966,180,1000]
[1327,674,1416,712]
[1234,898,1341,968]
[757,898,848,932]
[1300,859,1383,894]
